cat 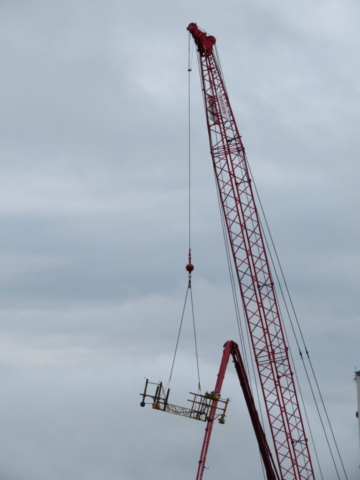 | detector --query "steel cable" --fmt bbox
[168,282,190,384]
[248,162,347,480]
[166,37,202,391]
